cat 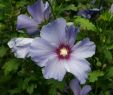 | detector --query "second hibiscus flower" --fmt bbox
[17,0,51,35]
